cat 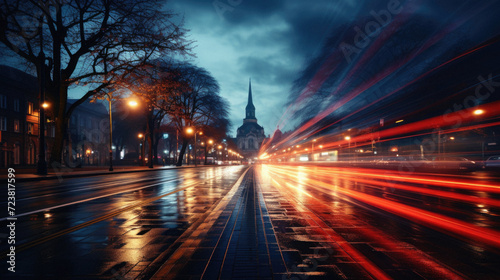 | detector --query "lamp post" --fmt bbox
[345,136,351,160]
[186,127,196,166]
[104,93,114,171]
[138,133,145,166]
[86,149,91,165]
[208,139,213,165]
[36,101,48,175]
[218,145,222,165]
[36,17,48,175]
[186,127,203,167]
